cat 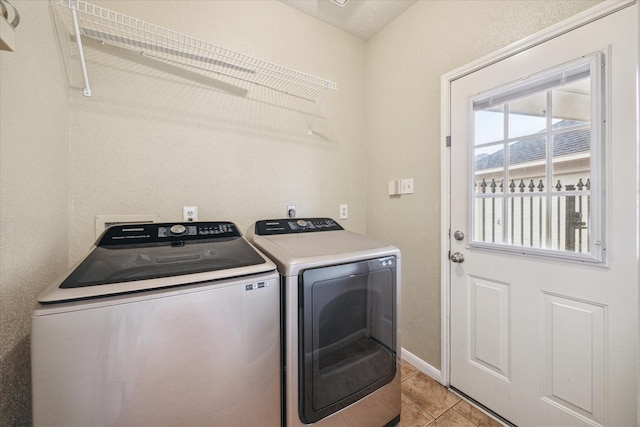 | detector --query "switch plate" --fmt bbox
[339,204,348,219]
[183,206,198,222]
[400,178,414,194]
